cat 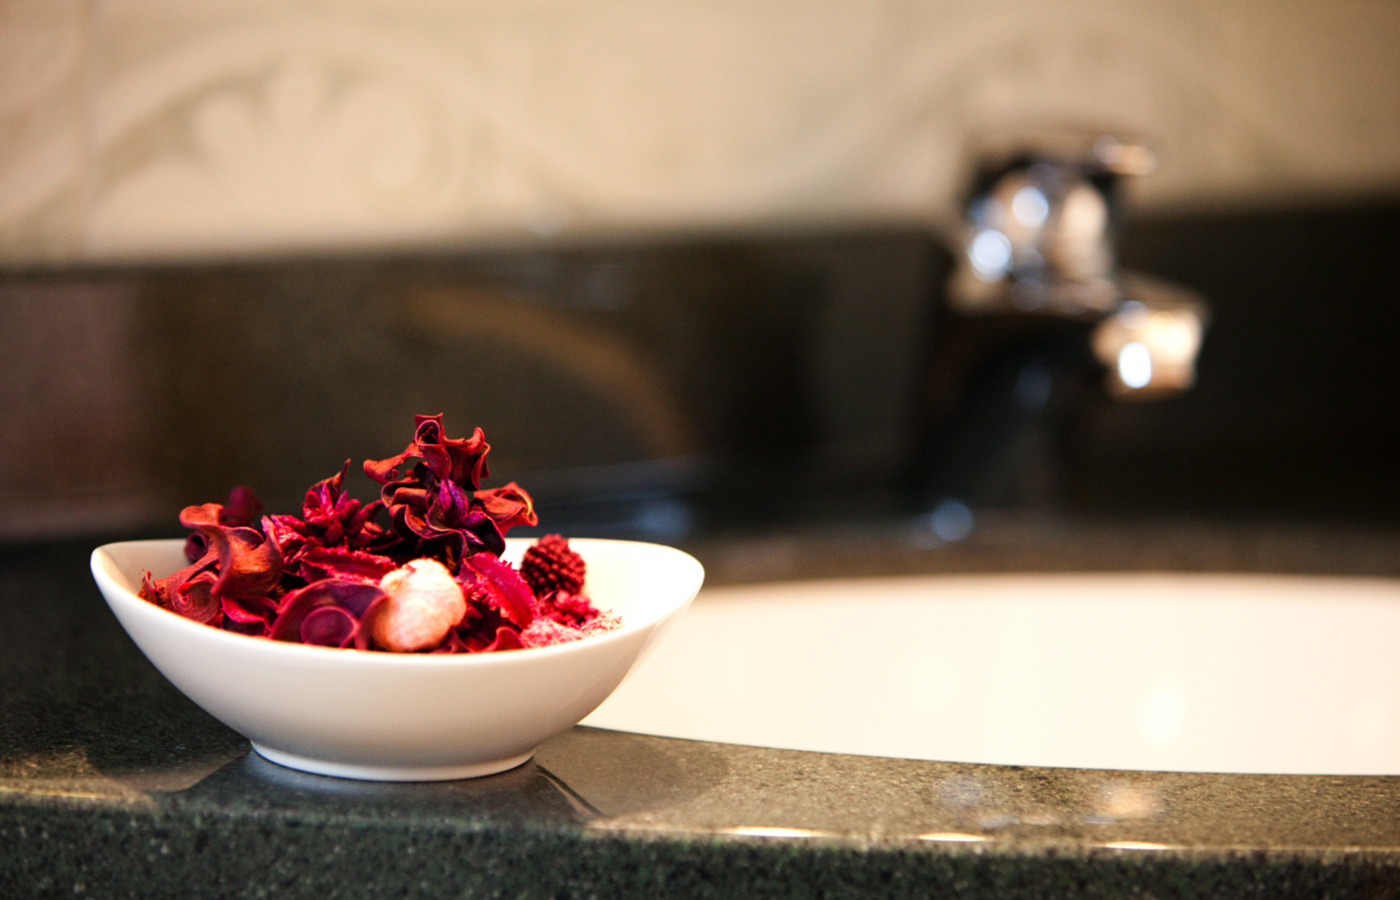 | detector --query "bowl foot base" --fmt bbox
[251,744,535,781]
